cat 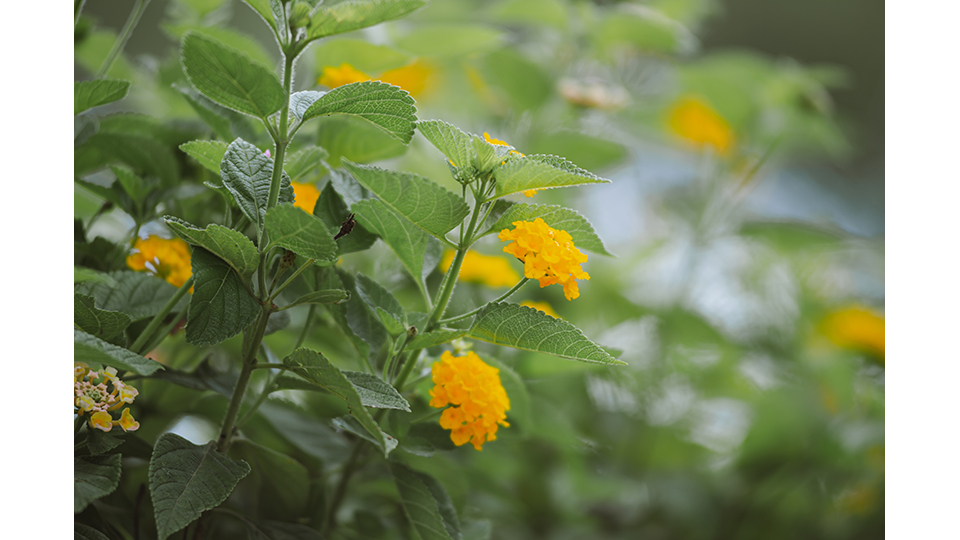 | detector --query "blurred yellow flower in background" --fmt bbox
[317,60,433,98]
[519,300,559,319]
[667,95,735,155]
[821,306,885,363]
[291,181,320,213]
[126,235,192,289]
[429,350,510,451]
[440,250,521,287]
